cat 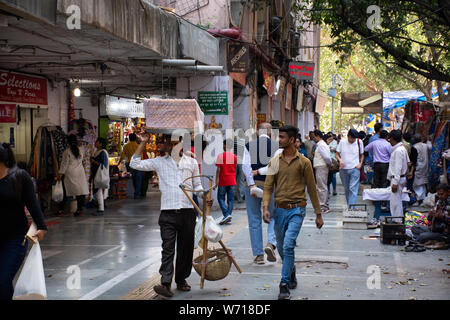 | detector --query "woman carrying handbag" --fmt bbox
[91,138,109,216]
[0,143,47,300]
